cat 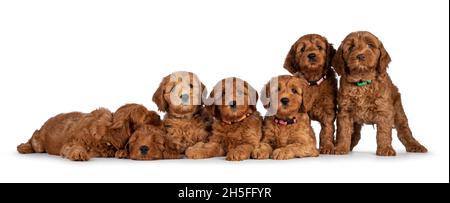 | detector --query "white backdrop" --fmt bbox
[0,0,448,183]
